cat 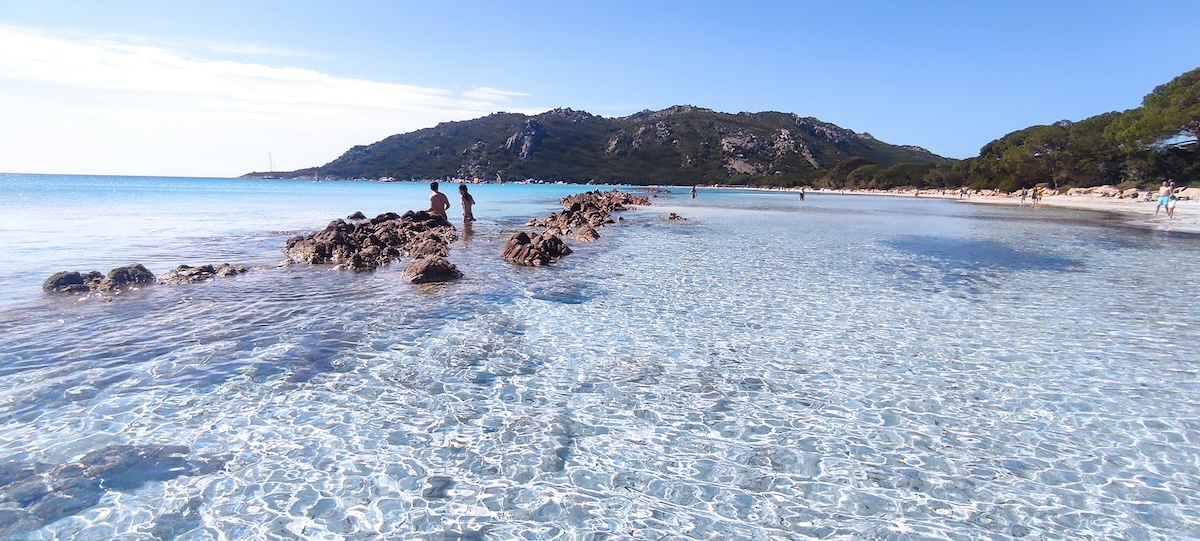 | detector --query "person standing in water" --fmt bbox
[459,184,476,222]
[691,185,697,198]
[428,182,450,219]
